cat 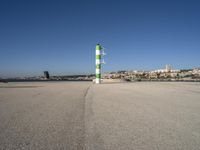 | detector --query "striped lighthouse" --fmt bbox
[95,44,102,84]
